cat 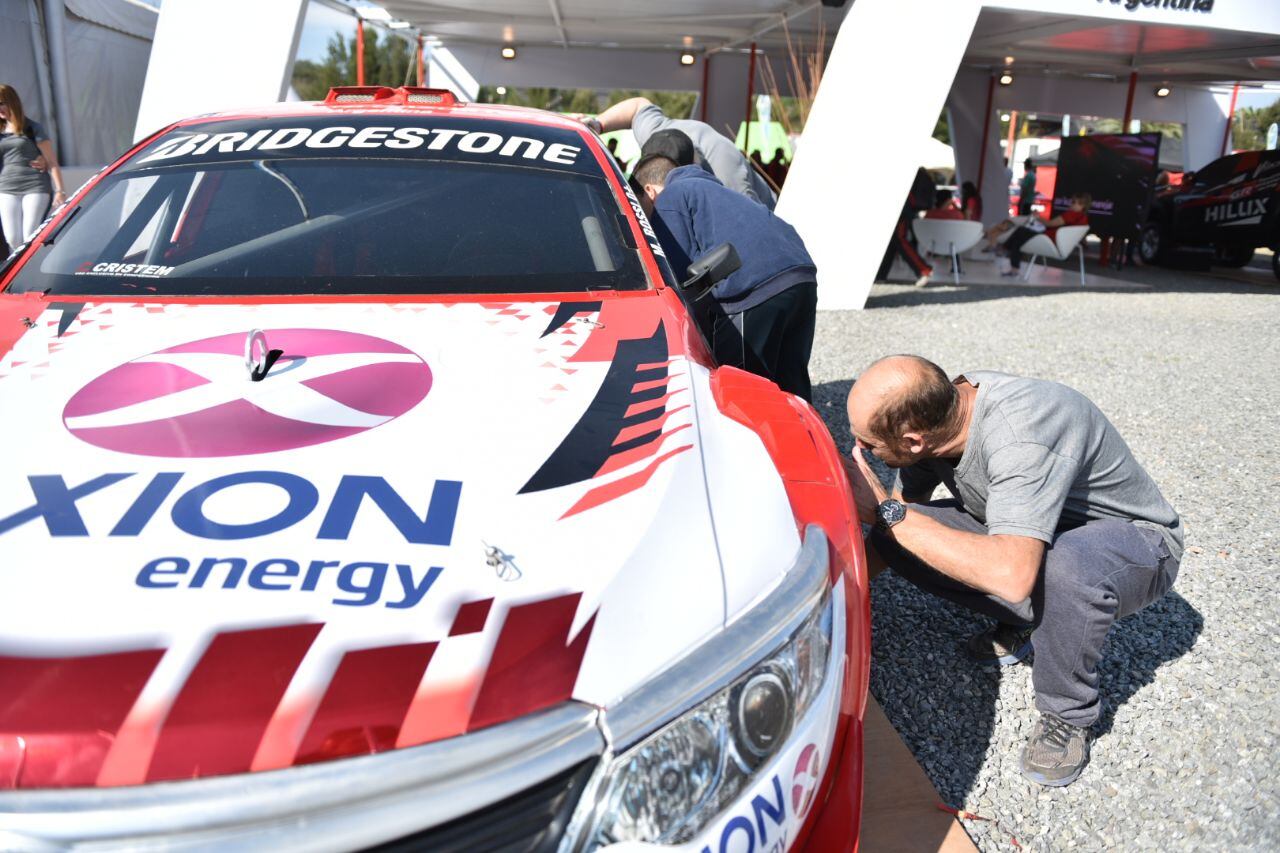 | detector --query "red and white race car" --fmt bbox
[0,87,869,852]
